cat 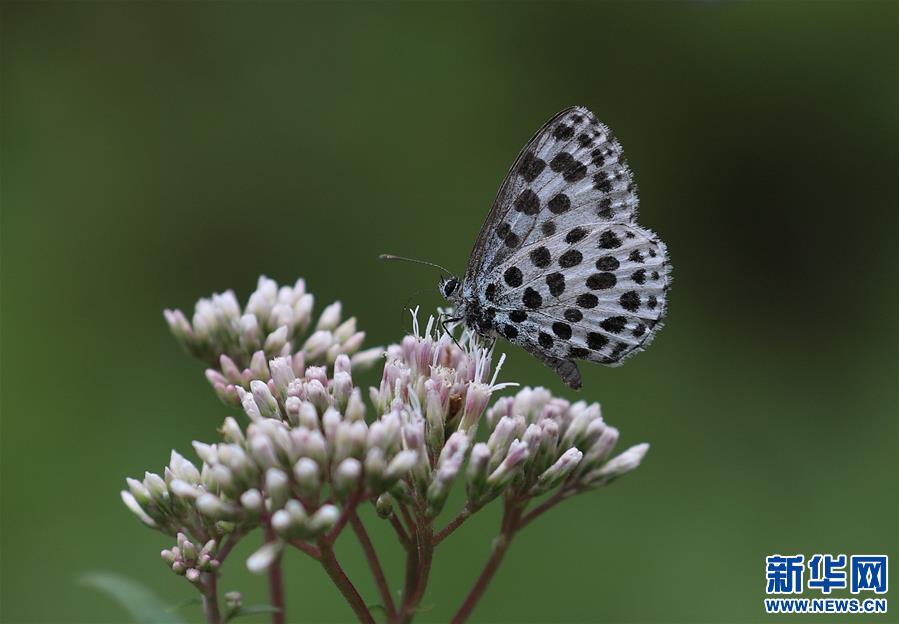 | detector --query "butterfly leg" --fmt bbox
[439,315,464,349]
